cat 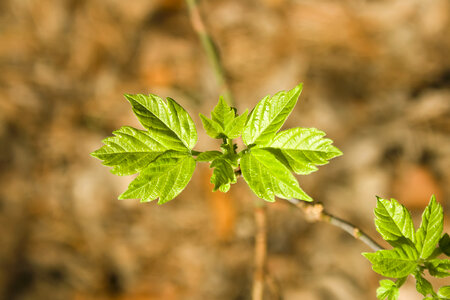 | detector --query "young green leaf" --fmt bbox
[363,244,418,278]
[199,114,223,138]
[91,126,168,176]
[225,110,248,139]
[377,279,399,300]
[260,127,342,175]
[125,94,197,150]
[119,151,195,204]
[365,196,448,299]
[240,148,312,202]
[438,286,450,298]
[426,259,450,278]
[415,272,436,297]
[211,96,235,128]
[195,151,222,162]
[416,195,443,259]
[242,83,303,146]
[200,97,248,139]
[210,157,237,192]
[374,197,416,245]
